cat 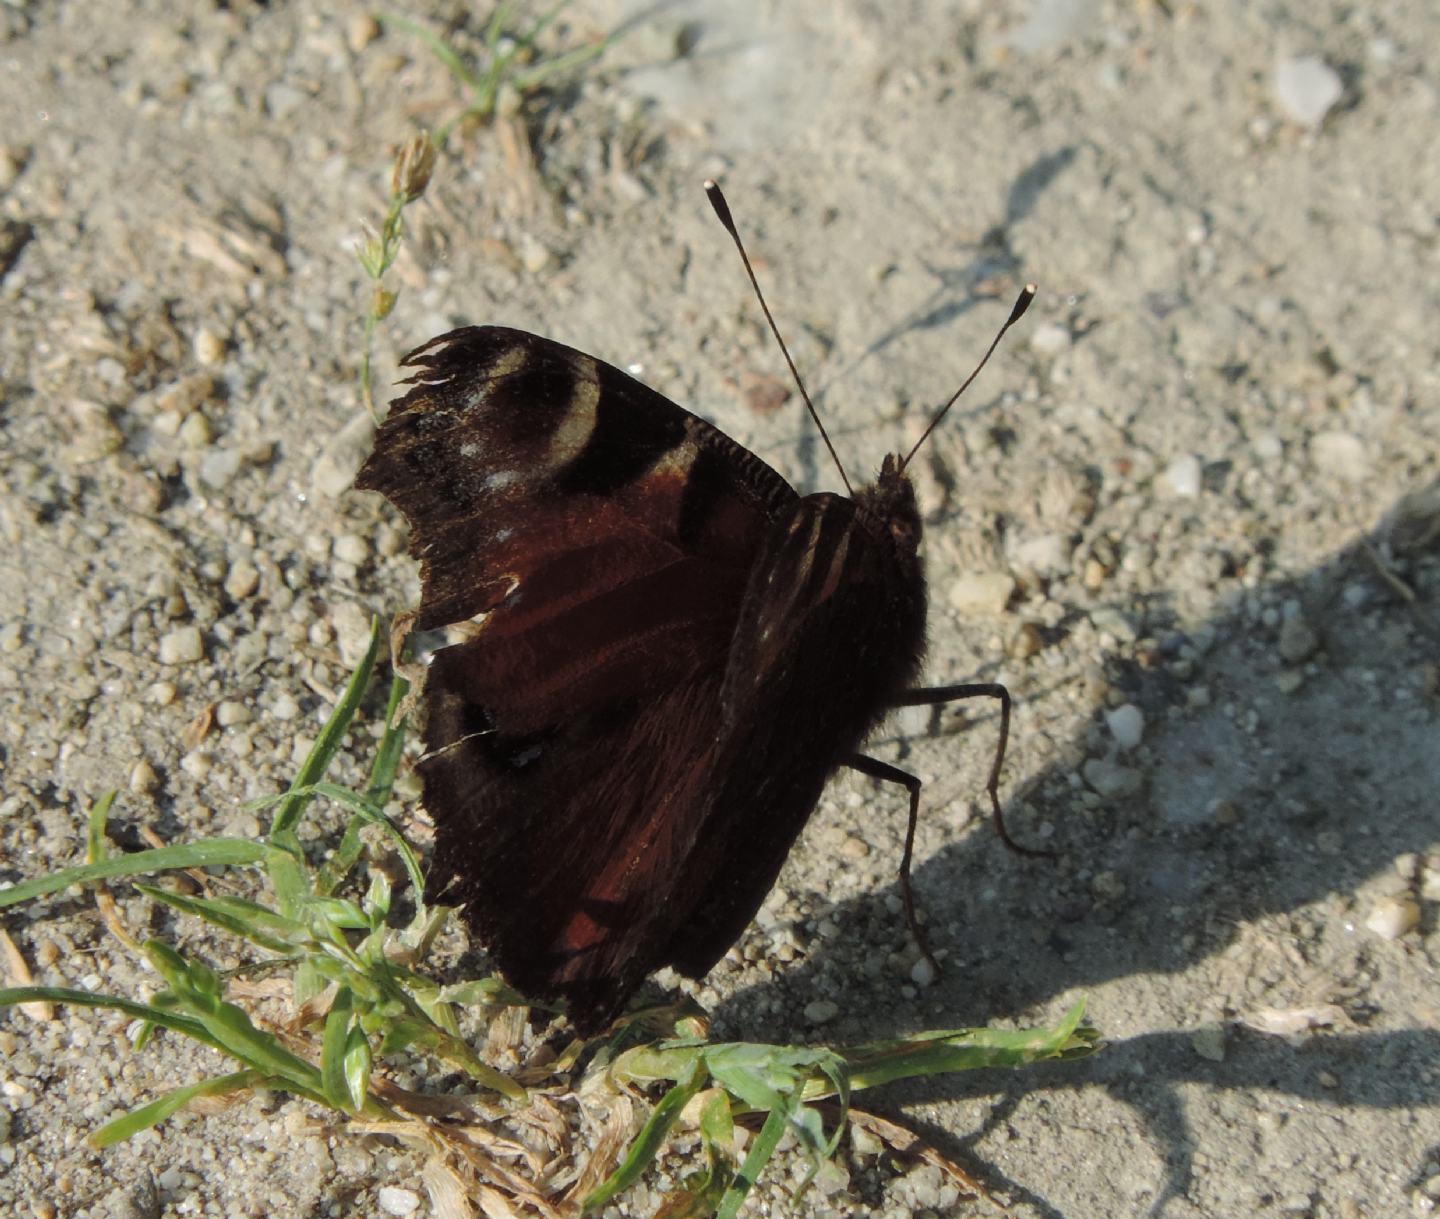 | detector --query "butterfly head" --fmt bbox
[856,452,922,557]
